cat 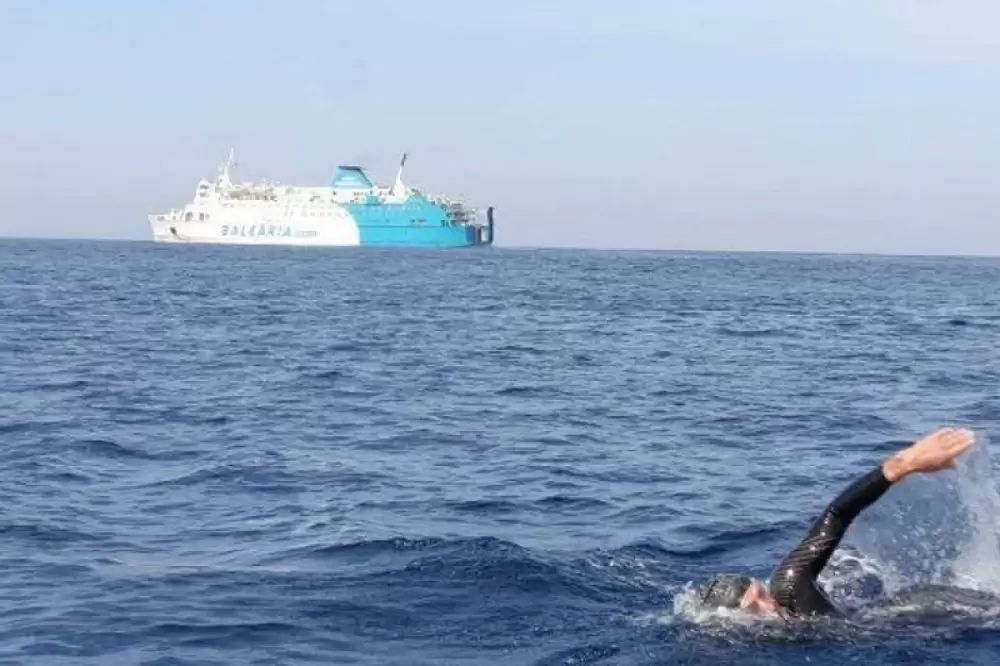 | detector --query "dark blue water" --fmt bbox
[4,240,1000,665]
